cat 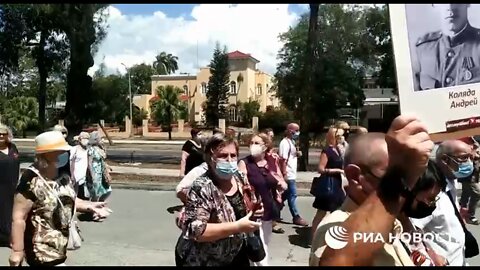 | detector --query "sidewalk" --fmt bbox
[19,163,462,195]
